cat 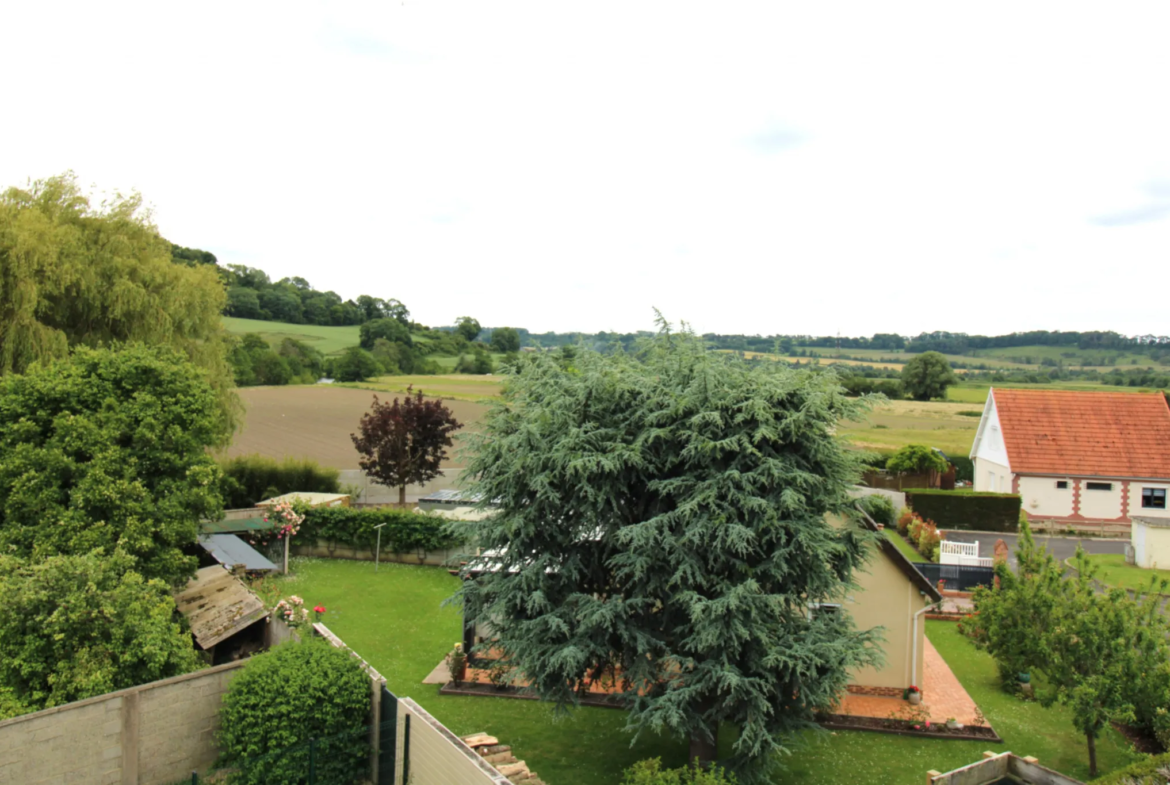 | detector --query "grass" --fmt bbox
[269,559,1144,785]
[222,316,361,355]
[1076,554,1170,593]
[885,530,926,563]
[838,399,980,455]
